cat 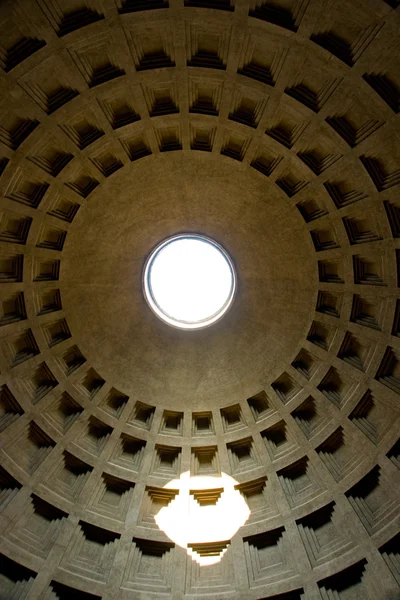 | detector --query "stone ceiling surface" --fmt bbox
[61,153,316,408]
[0,0,399,599]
